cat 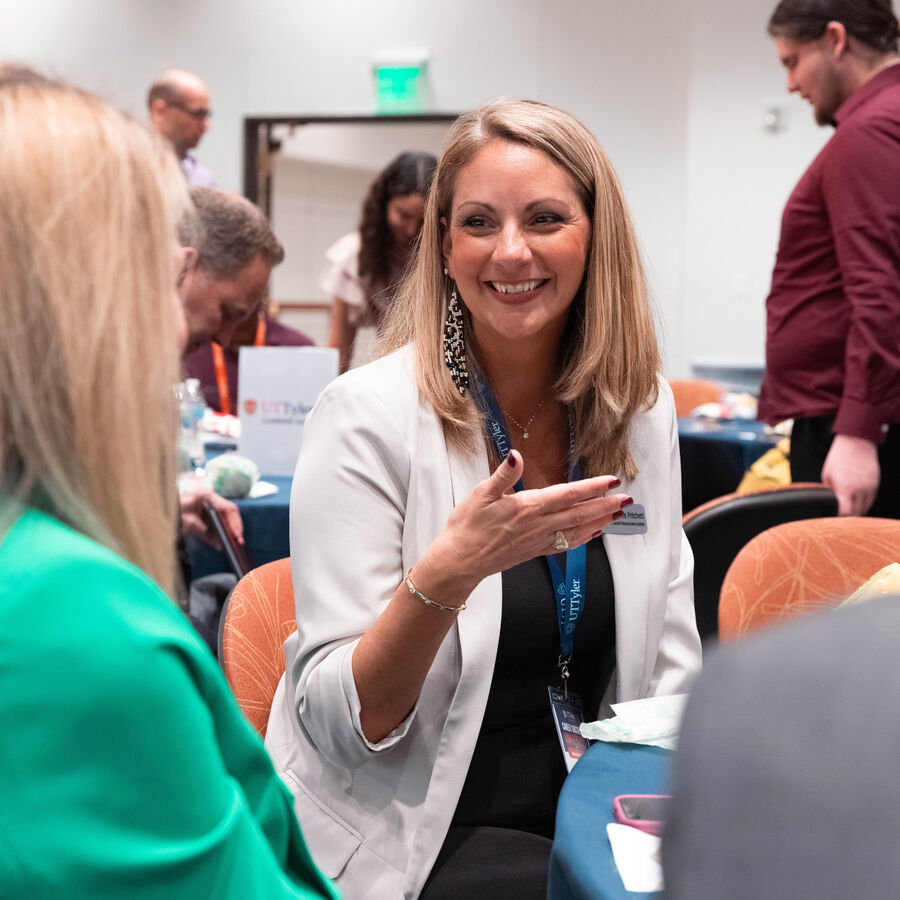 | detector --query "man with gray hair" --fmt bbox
[176,187,285,649]
[147,69,216,187]
[178,187,285,353]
